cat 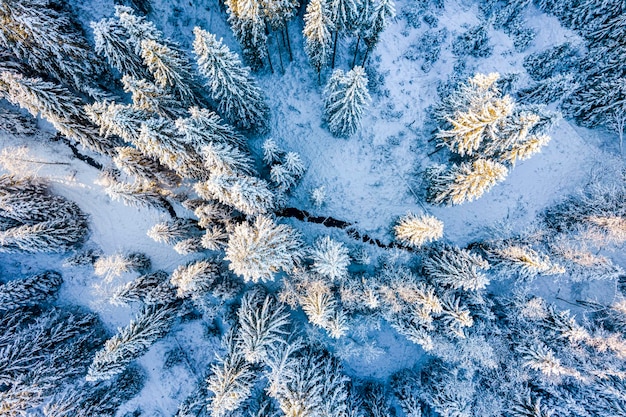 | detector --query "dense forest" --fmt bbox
[0,0,625,416]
